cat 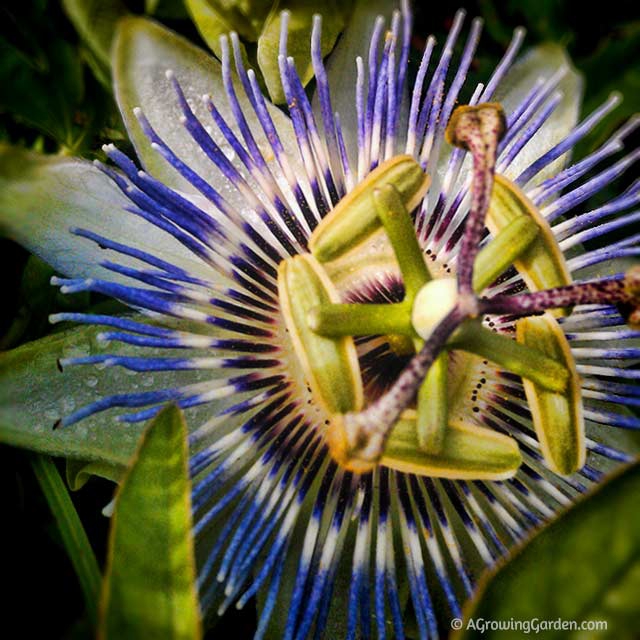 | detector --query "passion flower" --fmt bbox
[2,2,638,638]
